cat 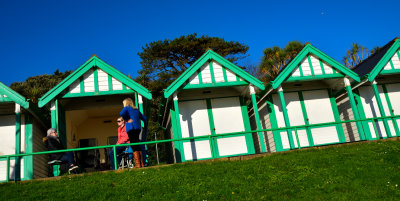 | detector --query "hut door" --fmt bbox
[302,90,340,145]
[211,97,249,157]
[179,100,213,161]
